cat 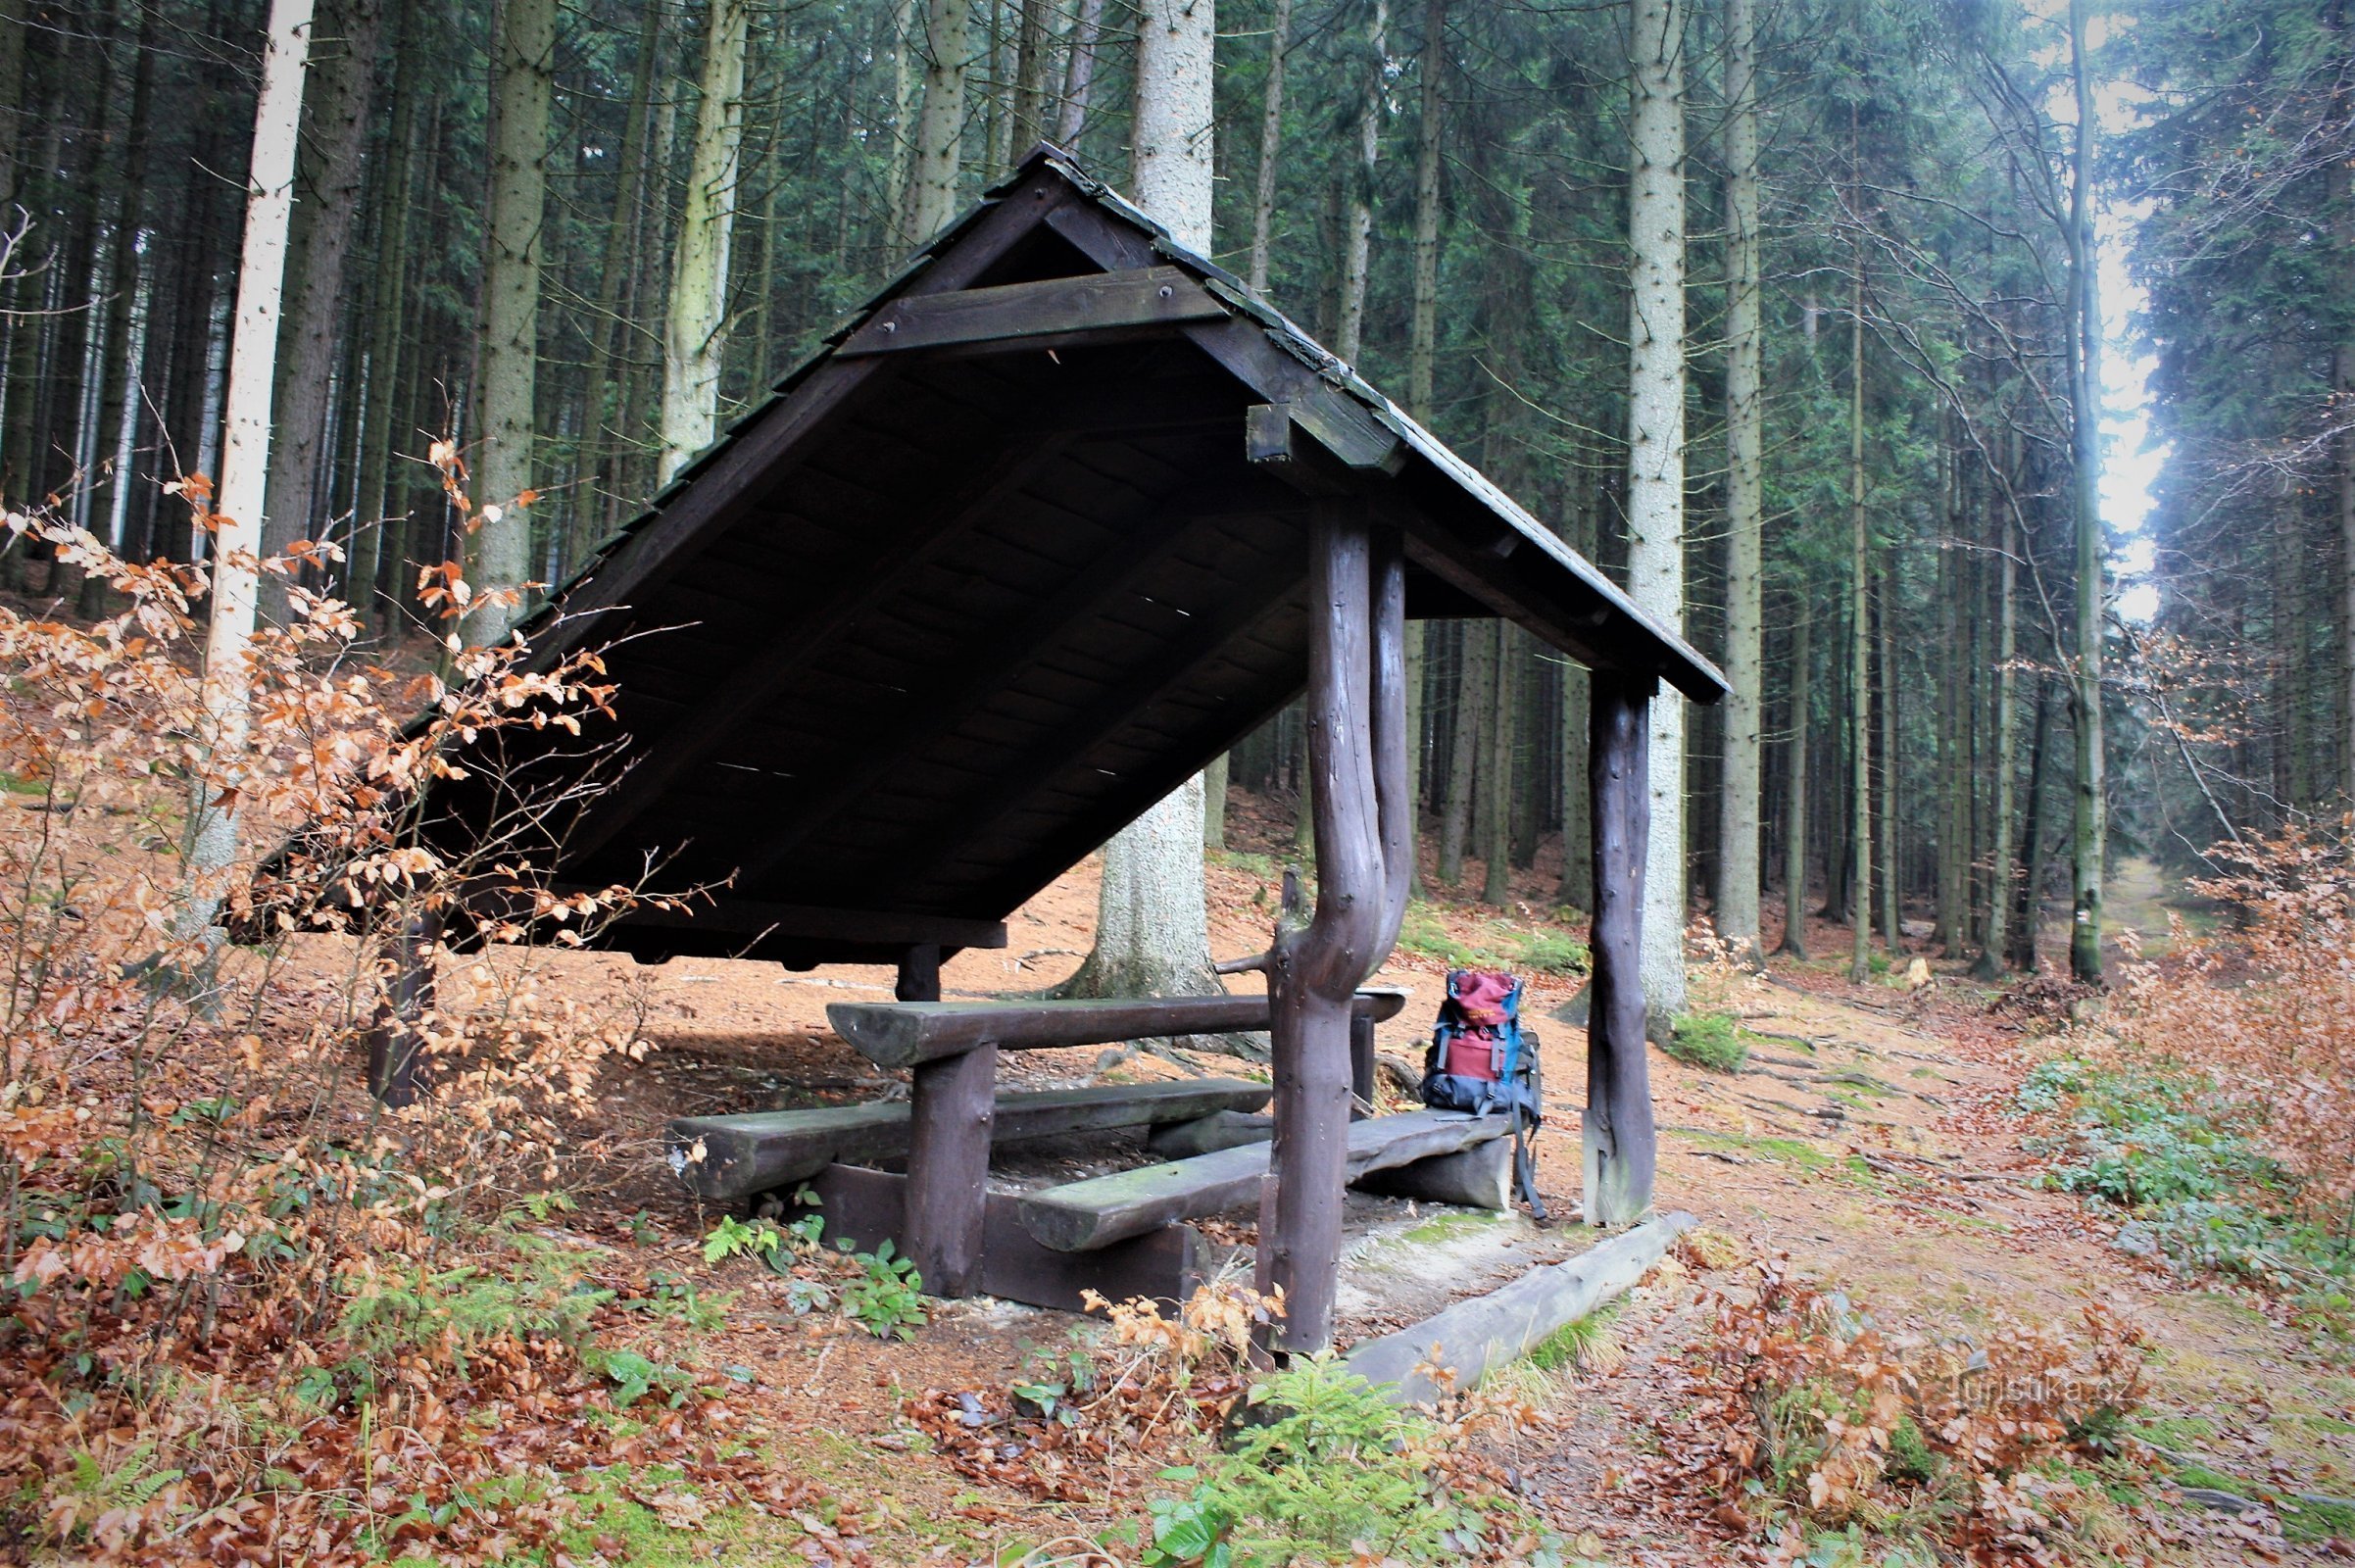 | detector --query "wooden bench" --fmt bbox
[667,1078,1272,1200]
[818,987,1409,1298]
[1015,1107,1515,1251]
